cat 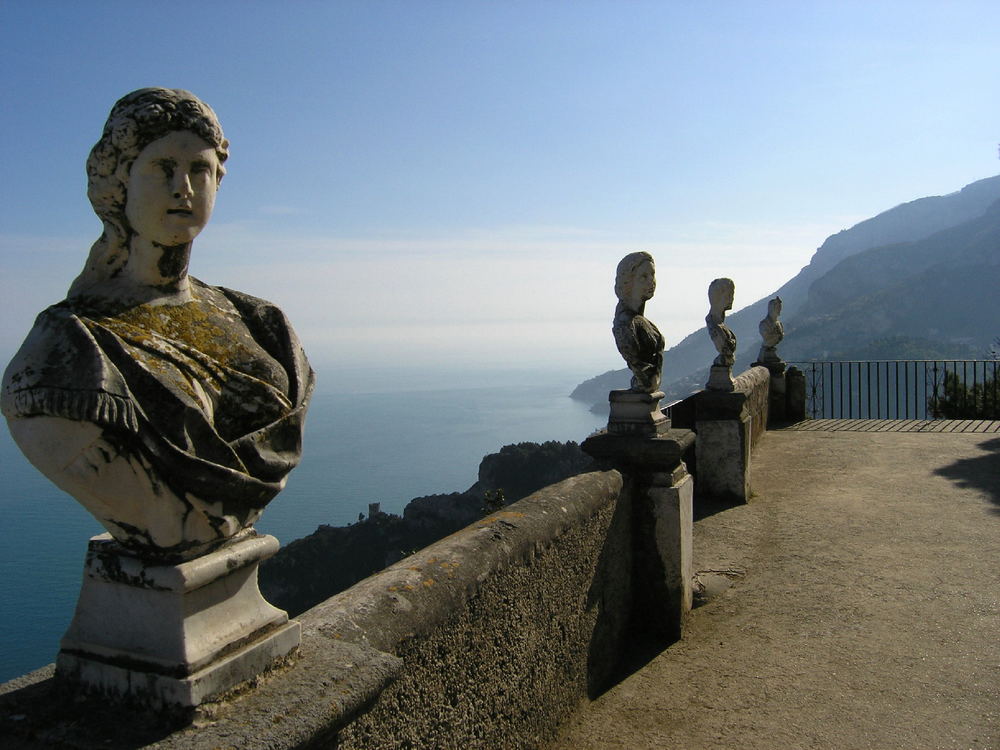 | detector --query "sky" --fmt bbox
[2,1,999,385]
